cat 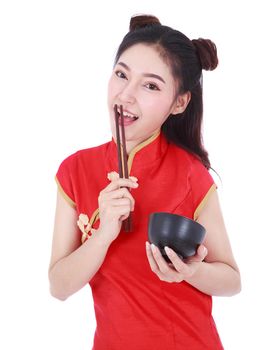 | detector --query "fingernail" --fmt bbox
[164,246,171,255]
[151,244,157,252]
[145,241,150,249]
[107,171,119,181]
